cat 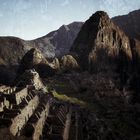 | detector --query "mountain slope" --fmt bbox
[112,9,140,40]
[0,37,32,84]
[0,37,30,65]
[32,22,83,57]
